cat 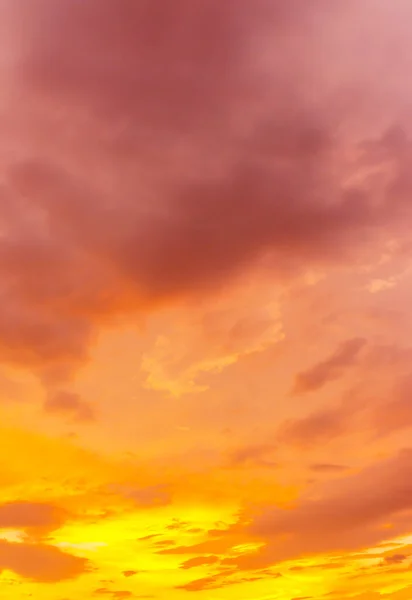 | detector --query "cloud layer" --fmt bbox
[0,0,411,390]
[1,2,412,600]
